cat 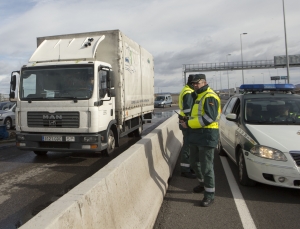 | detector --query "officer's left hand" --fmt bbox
[179,120,187,128]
